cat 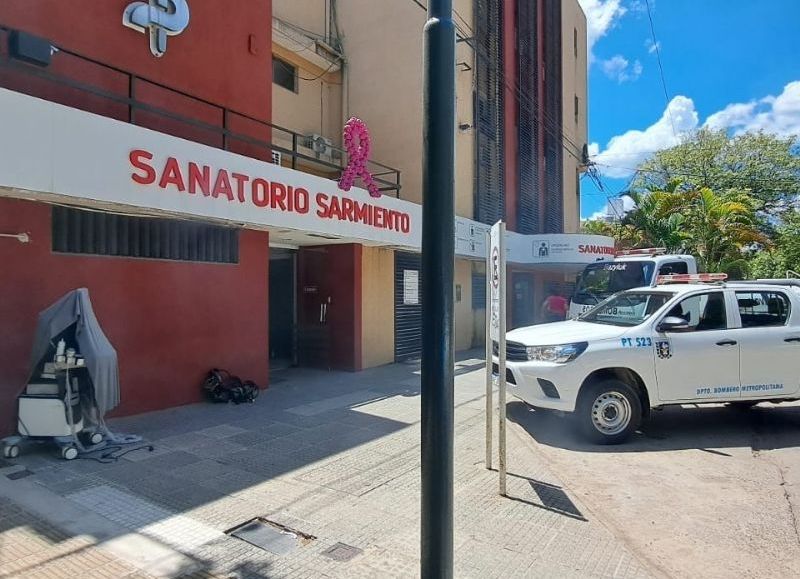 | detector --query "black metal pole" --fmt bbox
[421,0,455,577]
